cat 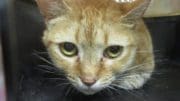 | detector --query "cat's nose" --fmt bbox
[80,76,96,86]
